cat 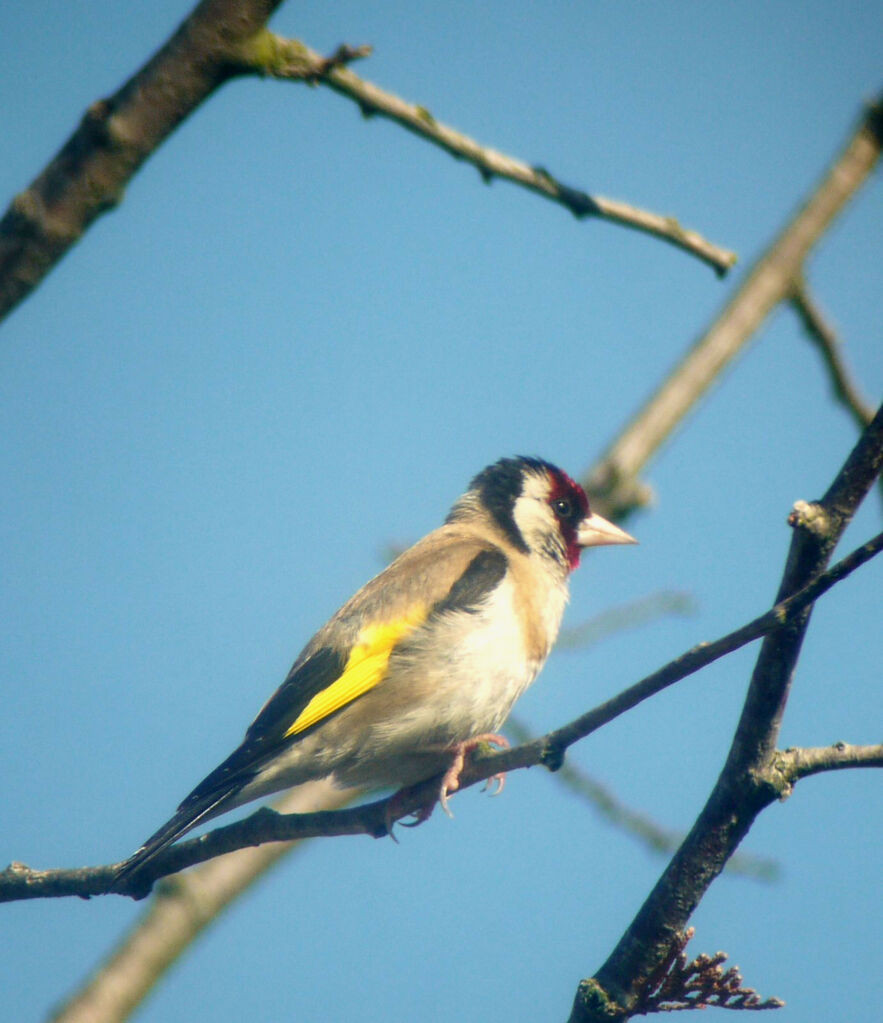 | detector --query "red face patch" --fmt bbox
[547,469,590,569]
